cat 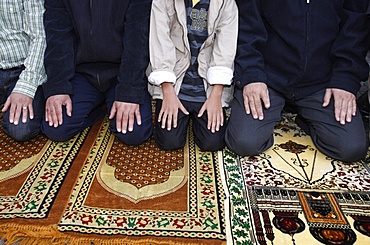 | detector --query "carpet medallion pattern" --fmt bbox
[58,118,226,240]
[221,114,370,245]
